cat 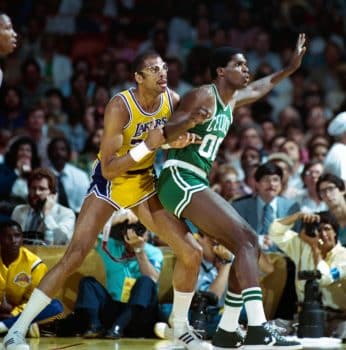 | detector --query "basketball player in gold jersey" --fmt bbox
[4,51,213,350]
